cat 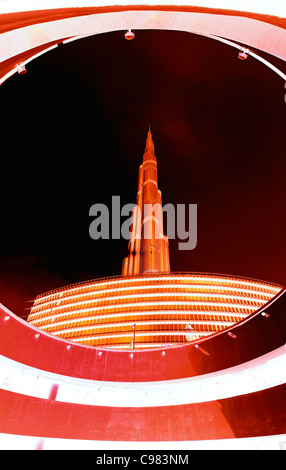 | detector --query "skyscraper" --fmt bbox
[1,2,285,448]
[122,126,170,275]
[27,129,281,349]
[0,128,285,448]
